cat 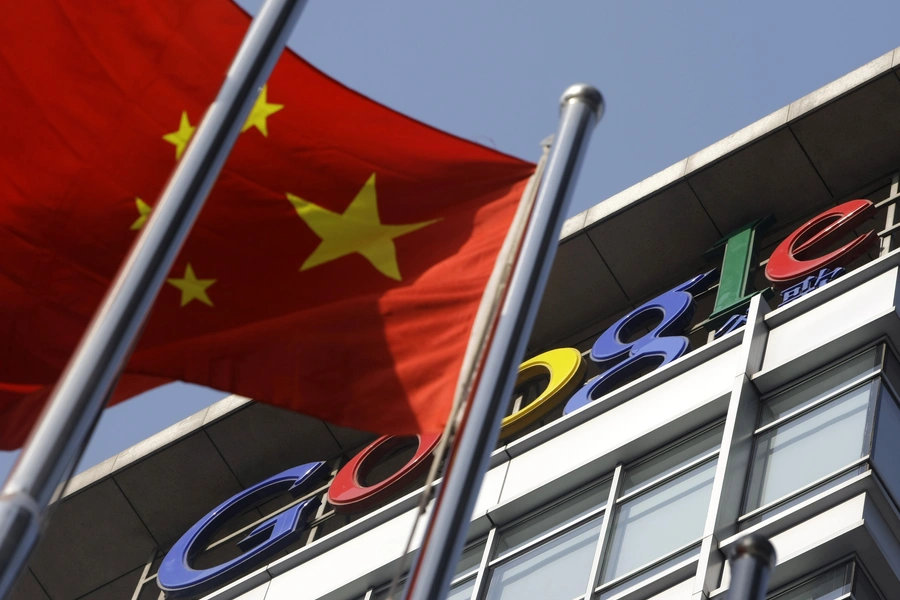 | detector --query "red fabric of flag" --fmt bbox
[0,0,534,449]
